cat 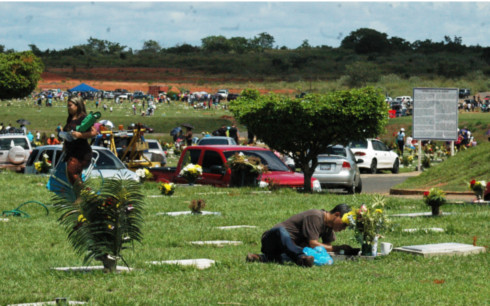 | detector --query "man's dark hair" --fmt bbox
[330,203,351,217]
